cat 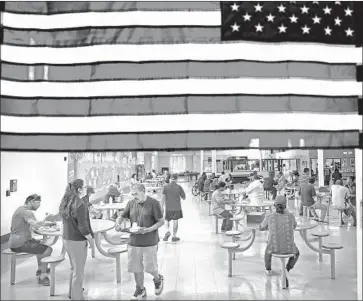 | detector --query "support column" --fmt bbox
[211,150,217,174]
[355,148,362,301]
[200,150,204,174]
[318,149,324,187]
